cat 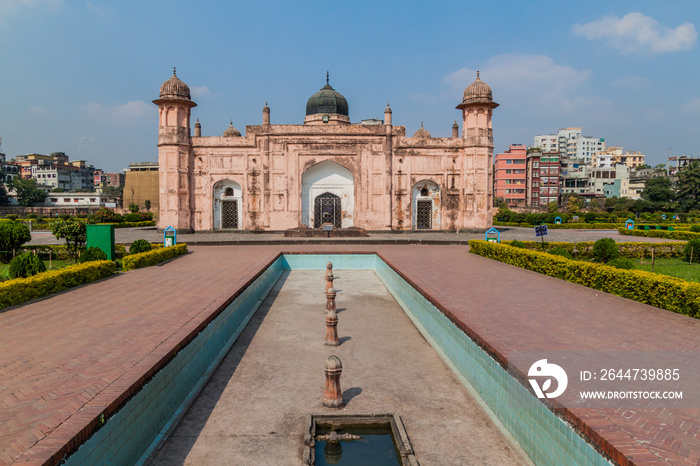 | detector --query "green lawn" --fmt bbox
[636,258,700,283]
[0,259,73,281]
